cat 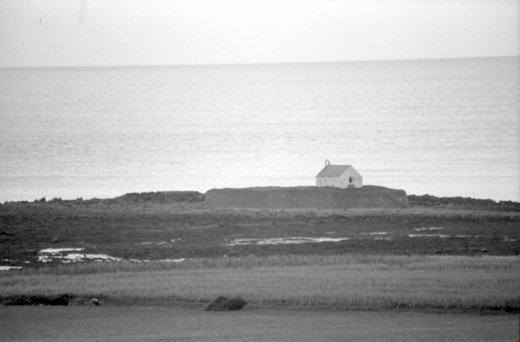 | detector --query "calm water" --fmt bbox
[0,57,518,202]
